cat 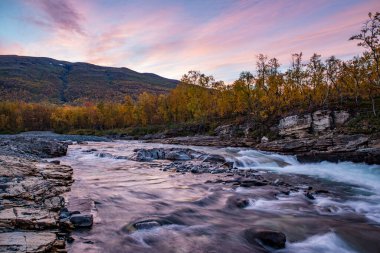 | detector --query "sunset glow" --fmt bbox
[1,0,379,81]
